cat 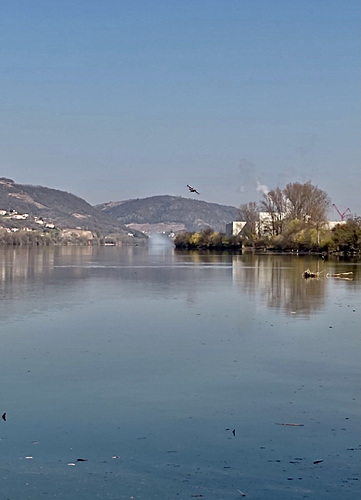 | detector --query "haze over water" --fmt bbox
[0,244,360,499]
